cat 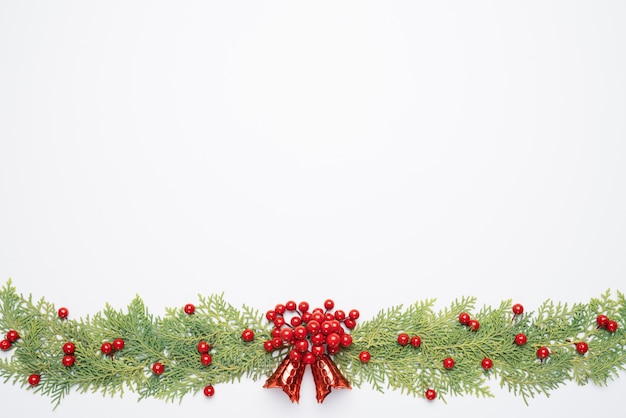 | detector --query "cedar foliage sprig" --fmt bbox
[0,280,280,408]
[1,279,625,408]
[334,290,626,404]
